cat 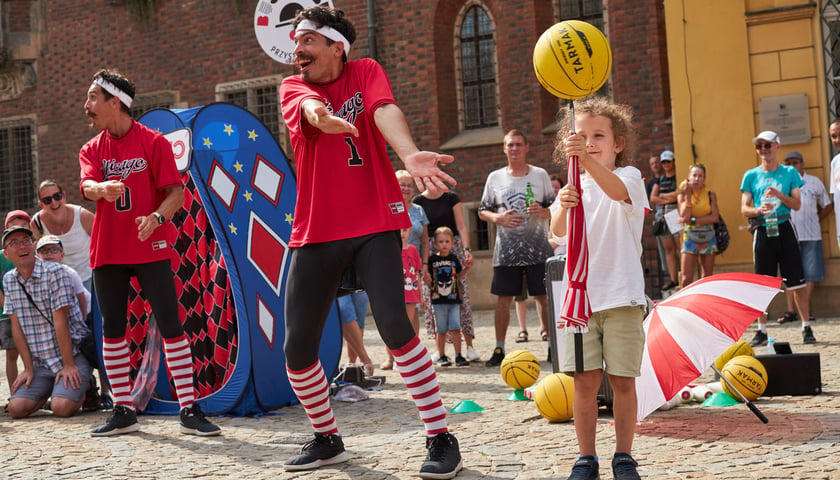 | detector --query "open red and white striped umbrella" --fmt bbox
[561,110,592,372]
[636,272,782,420]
